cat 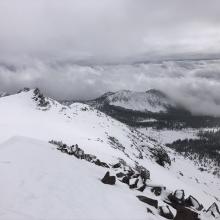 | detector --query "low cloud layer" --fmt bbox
[1,60,220,117]
[1,1,220,116]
